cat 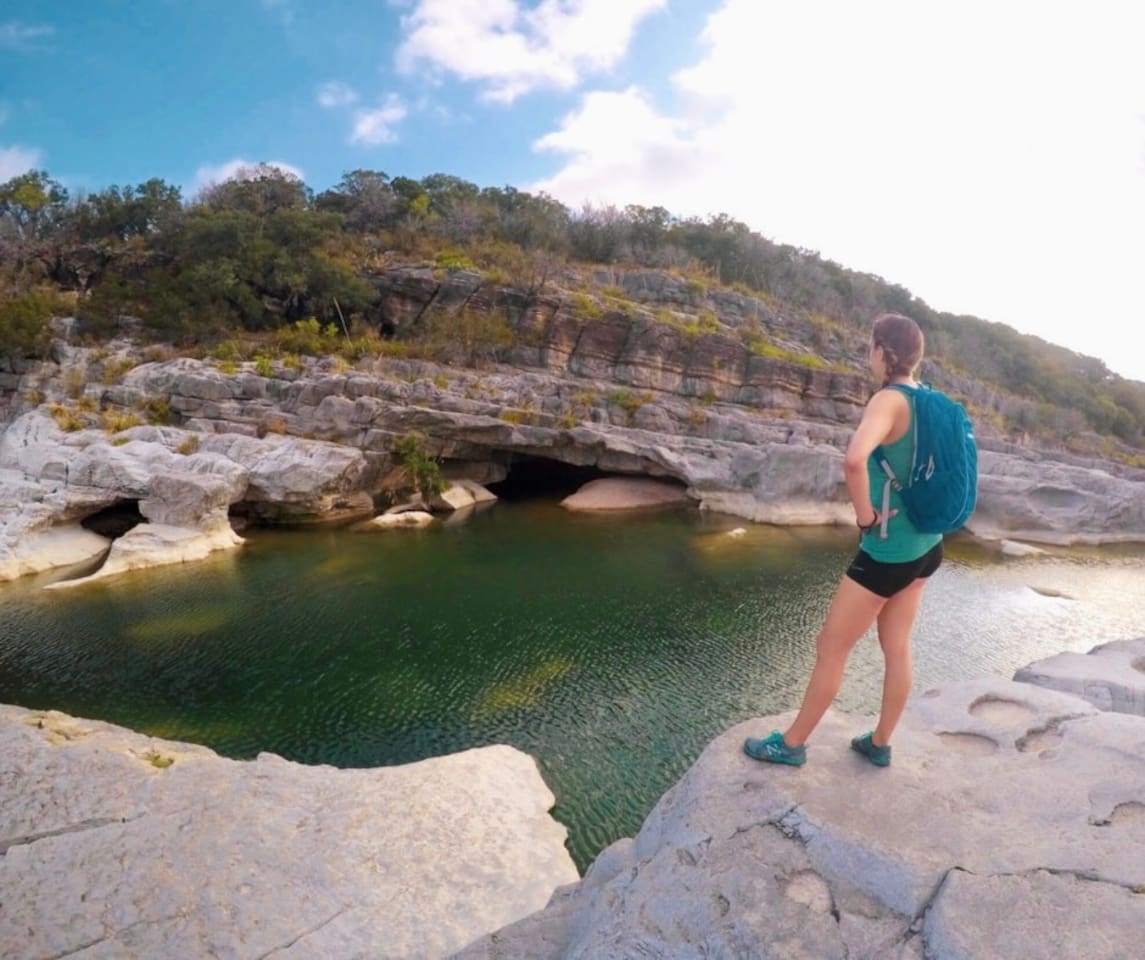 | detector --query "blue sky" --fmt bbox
[1,0,700,194]
[3,1,1145,380]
